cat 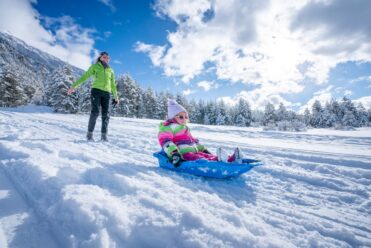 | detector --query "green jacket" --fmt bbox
[72,62,118,99]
